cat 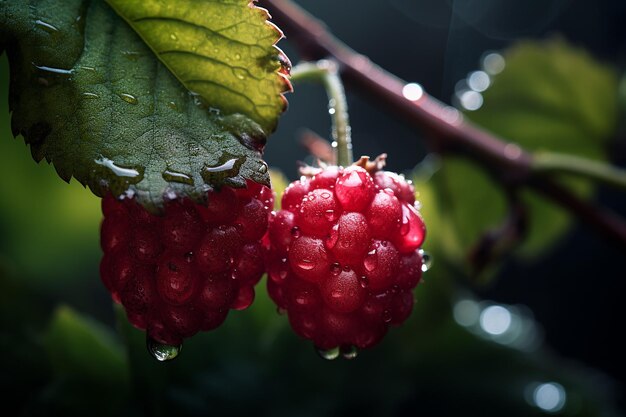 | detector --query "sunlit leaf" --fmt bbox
[106,0,291,134]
